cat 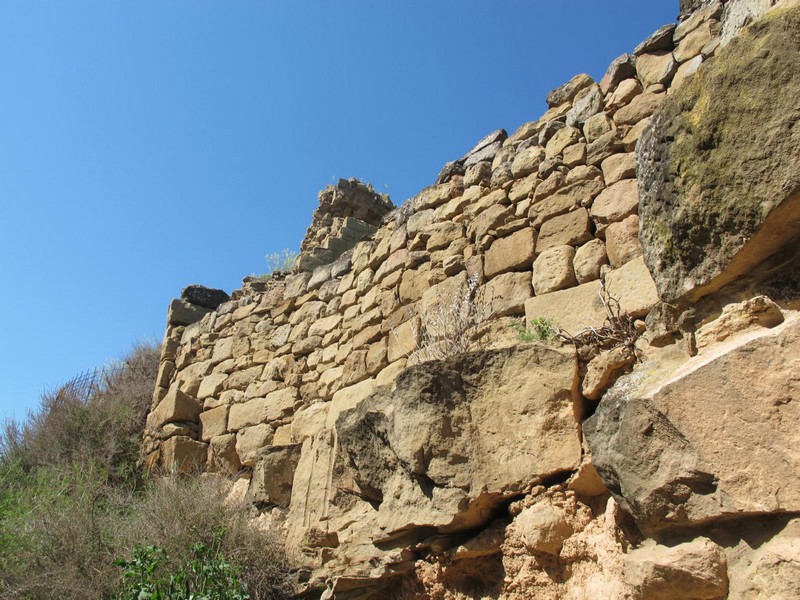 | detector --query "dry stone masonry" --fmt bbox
[143,1,800,597]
